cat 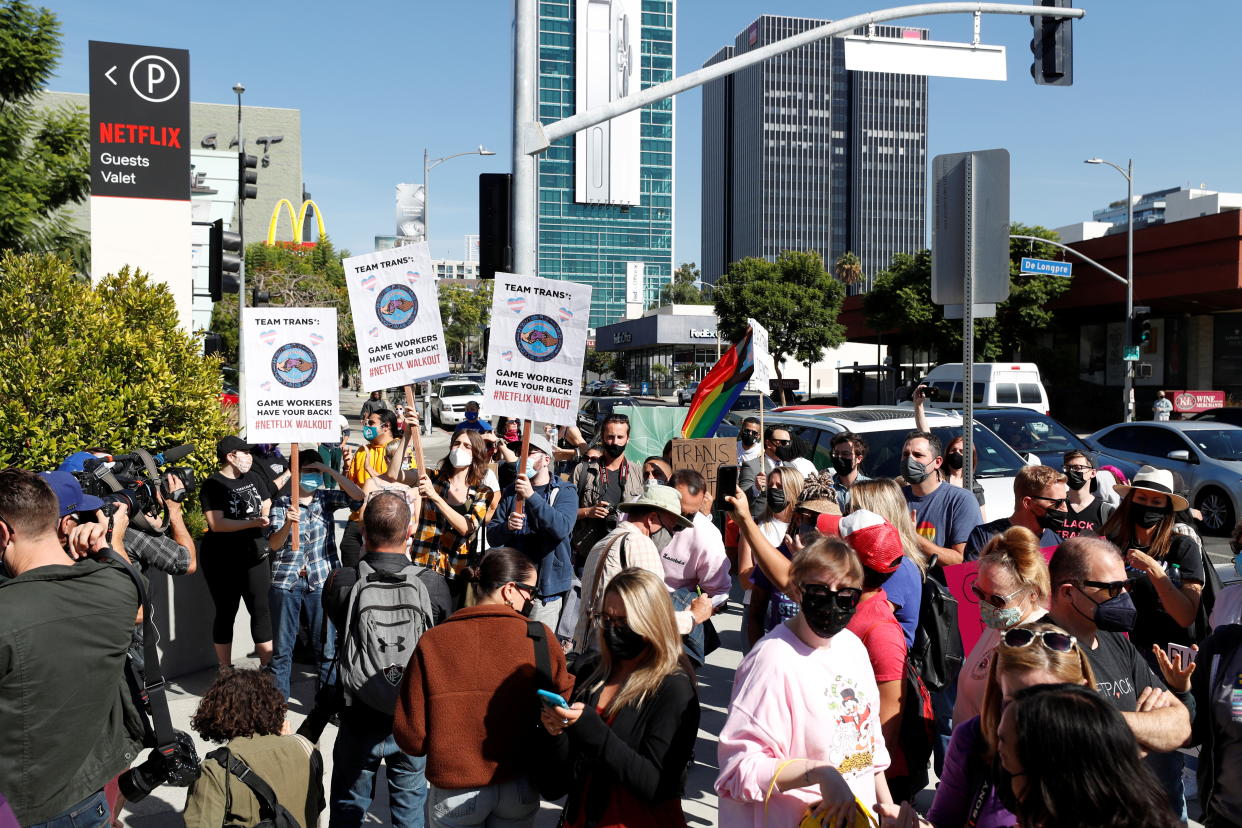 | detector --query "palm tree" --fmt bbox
[834,251,863,285]
[651,362,669,394]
